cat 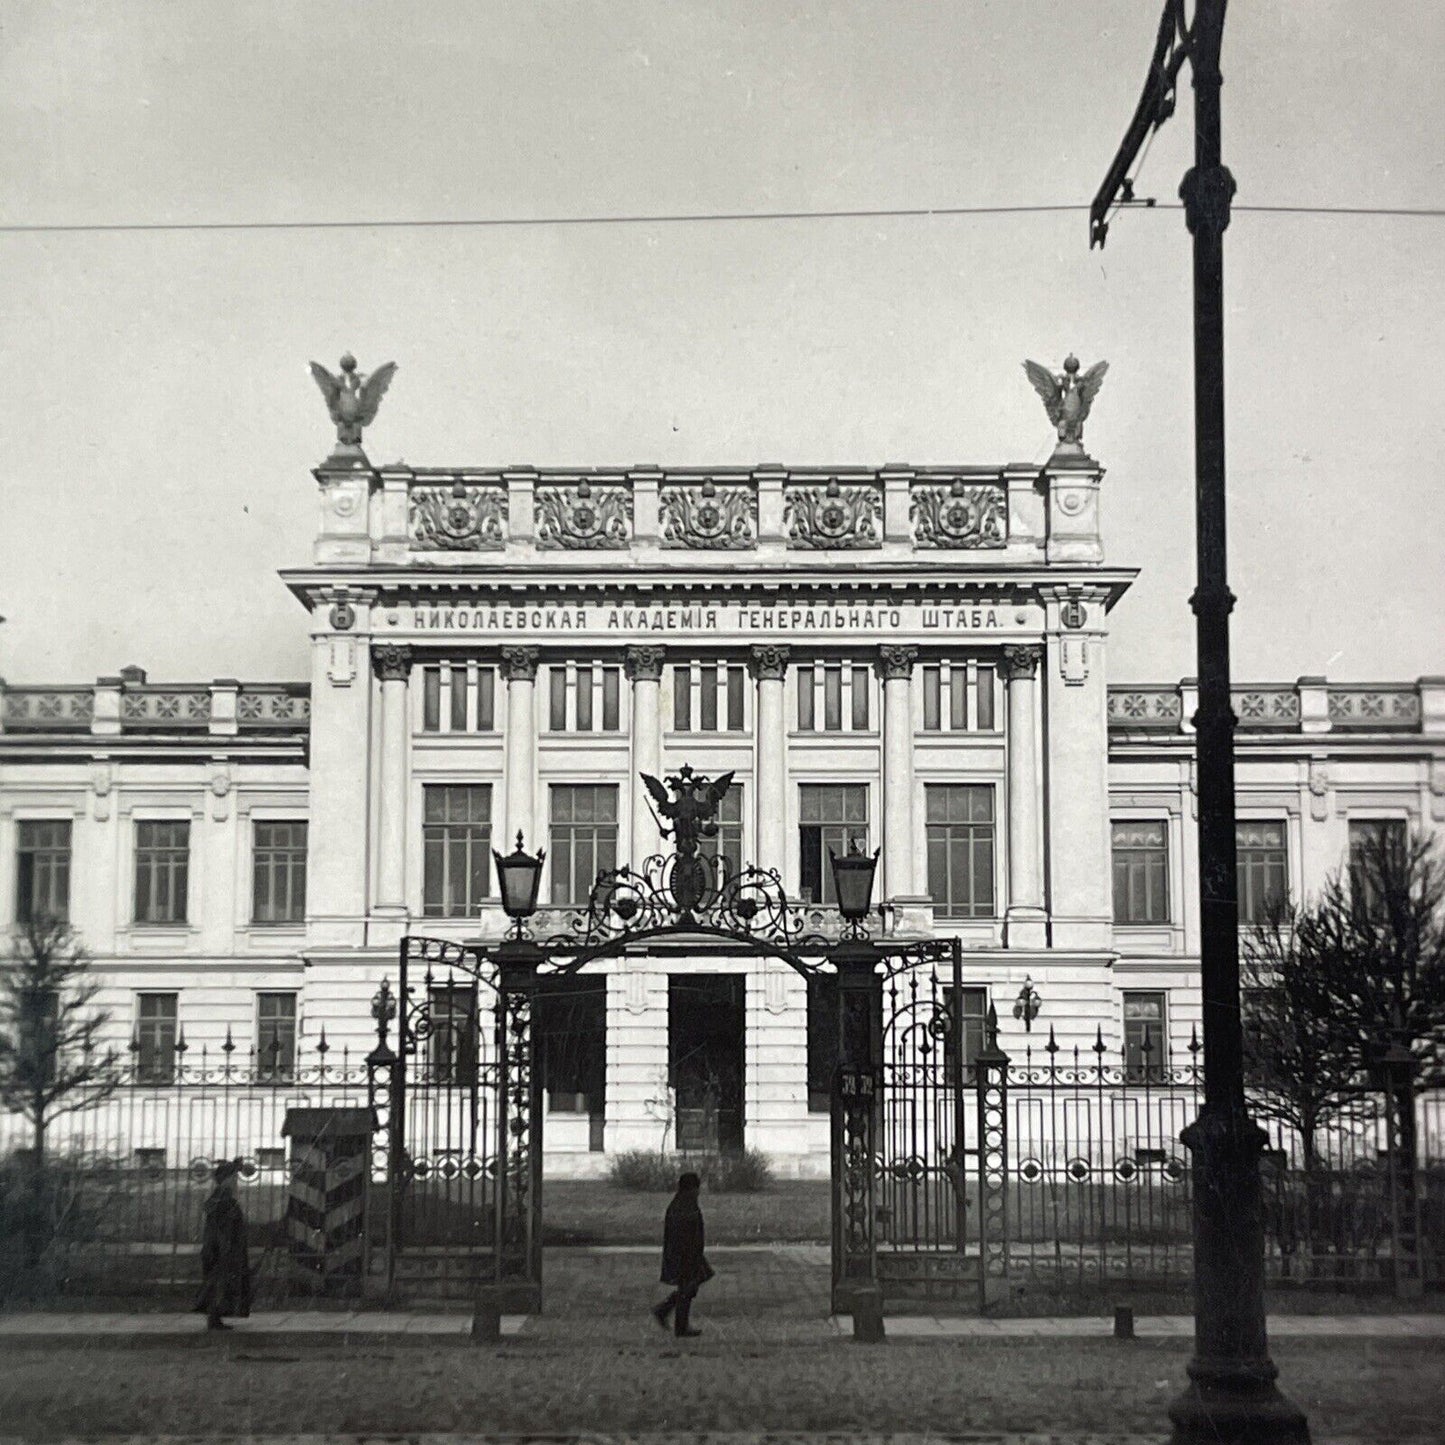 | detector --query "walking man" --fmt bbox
[652,1170,713,1337]
[194,1157,251,1331]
